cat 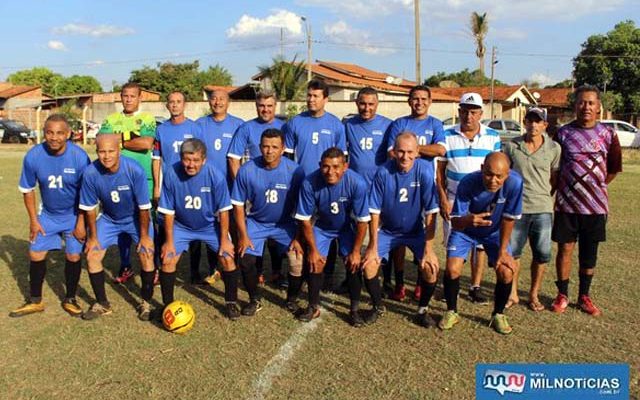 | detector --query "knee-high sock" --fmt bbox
[222,269,240,303]
[89,271,108,305]
[160,271,176,306]
[364,276,382,308]
[29,259,46,301]
[240,255,259,301]
[444,275,459,312]
[346,269,362,311]
[64,259,81,299]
